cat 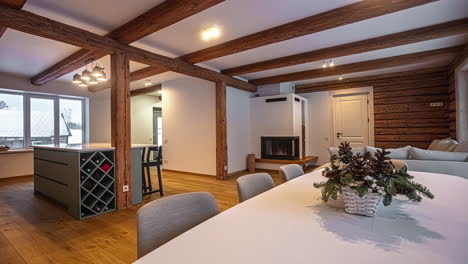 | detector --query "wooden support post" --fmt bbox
[216,81,228,180]
[110,51,132,209]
